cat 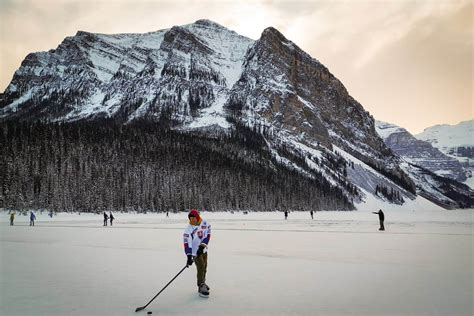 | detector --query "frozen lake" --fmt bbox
[1,210,472,315]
